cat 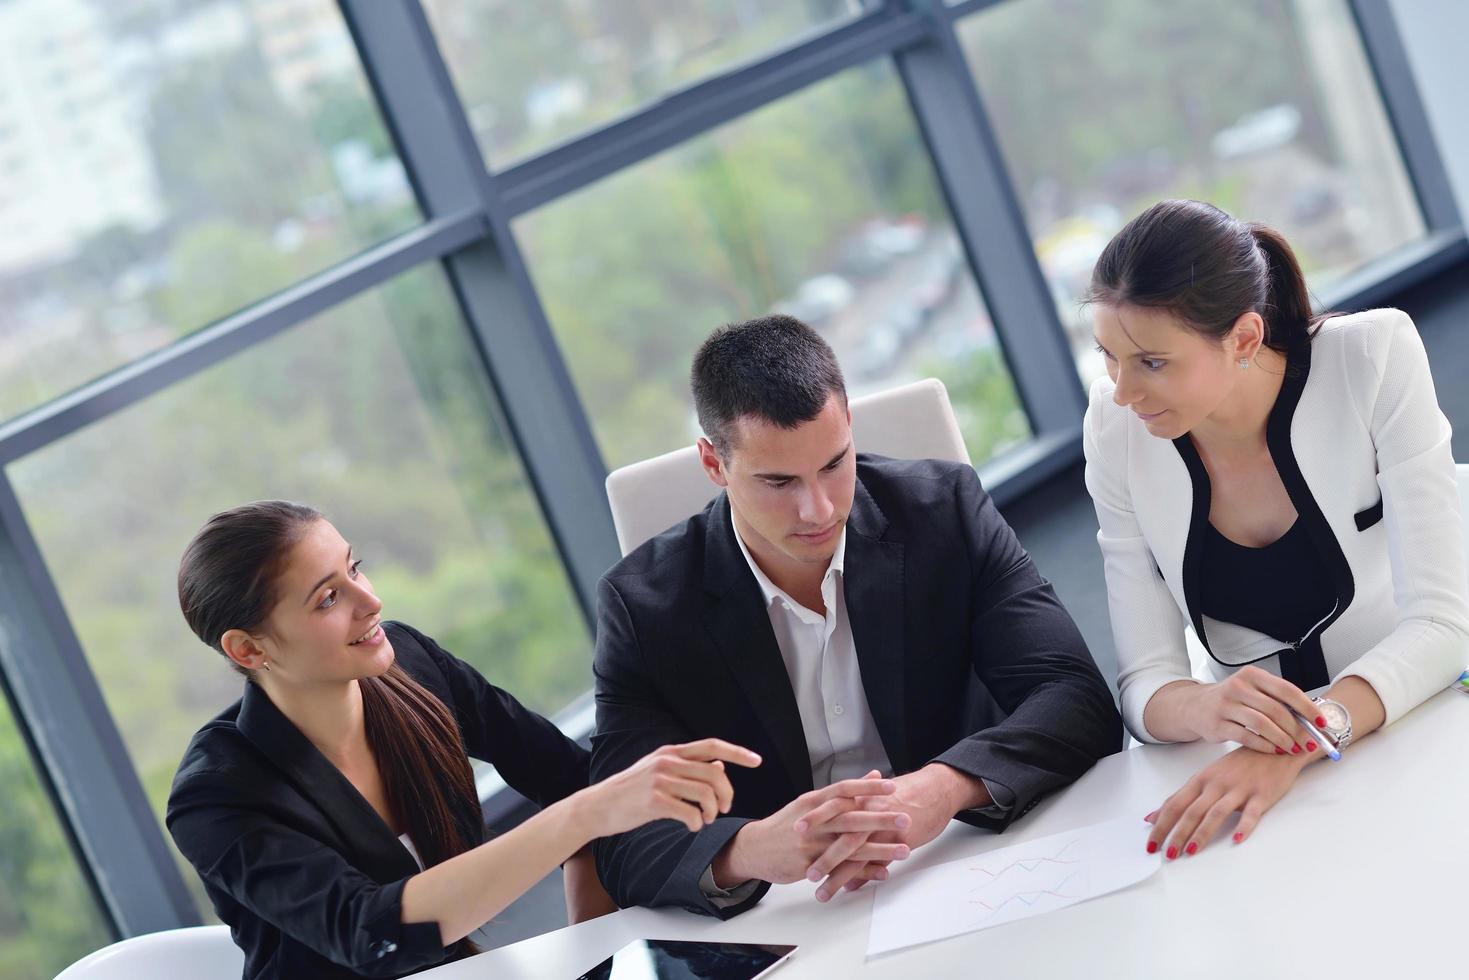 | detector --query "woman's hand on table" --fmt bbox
[1144,743,1316,858]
